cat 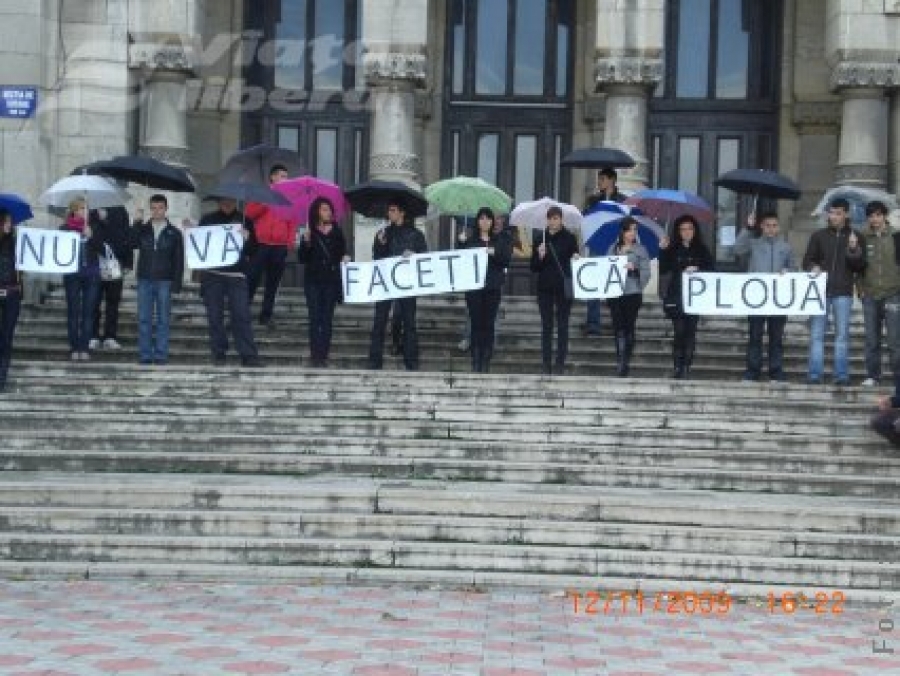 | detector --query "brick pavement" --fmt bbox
[0,580,896,675]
